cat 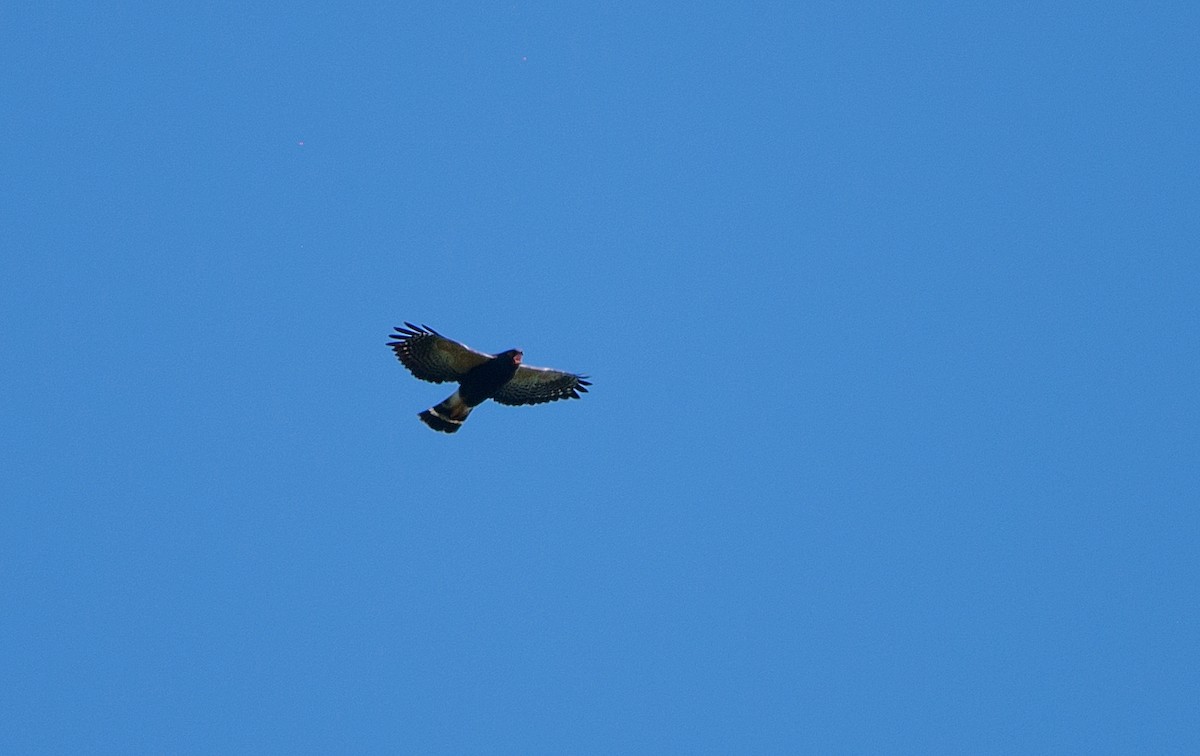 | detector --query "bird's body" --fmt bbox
[388,324,590,433]
[416,348,522,432]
